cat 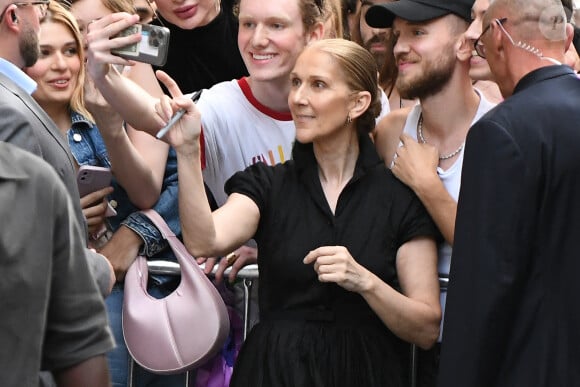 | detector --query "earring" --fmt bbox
[346,114,352,124]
